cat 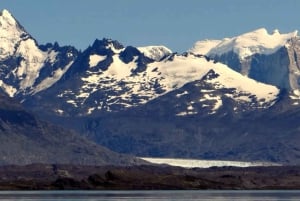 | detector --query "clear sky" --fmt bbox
[1,0,300,52]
